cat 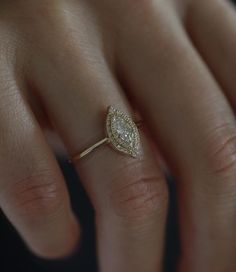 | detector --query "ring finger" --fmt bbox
[25,28,169,272]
